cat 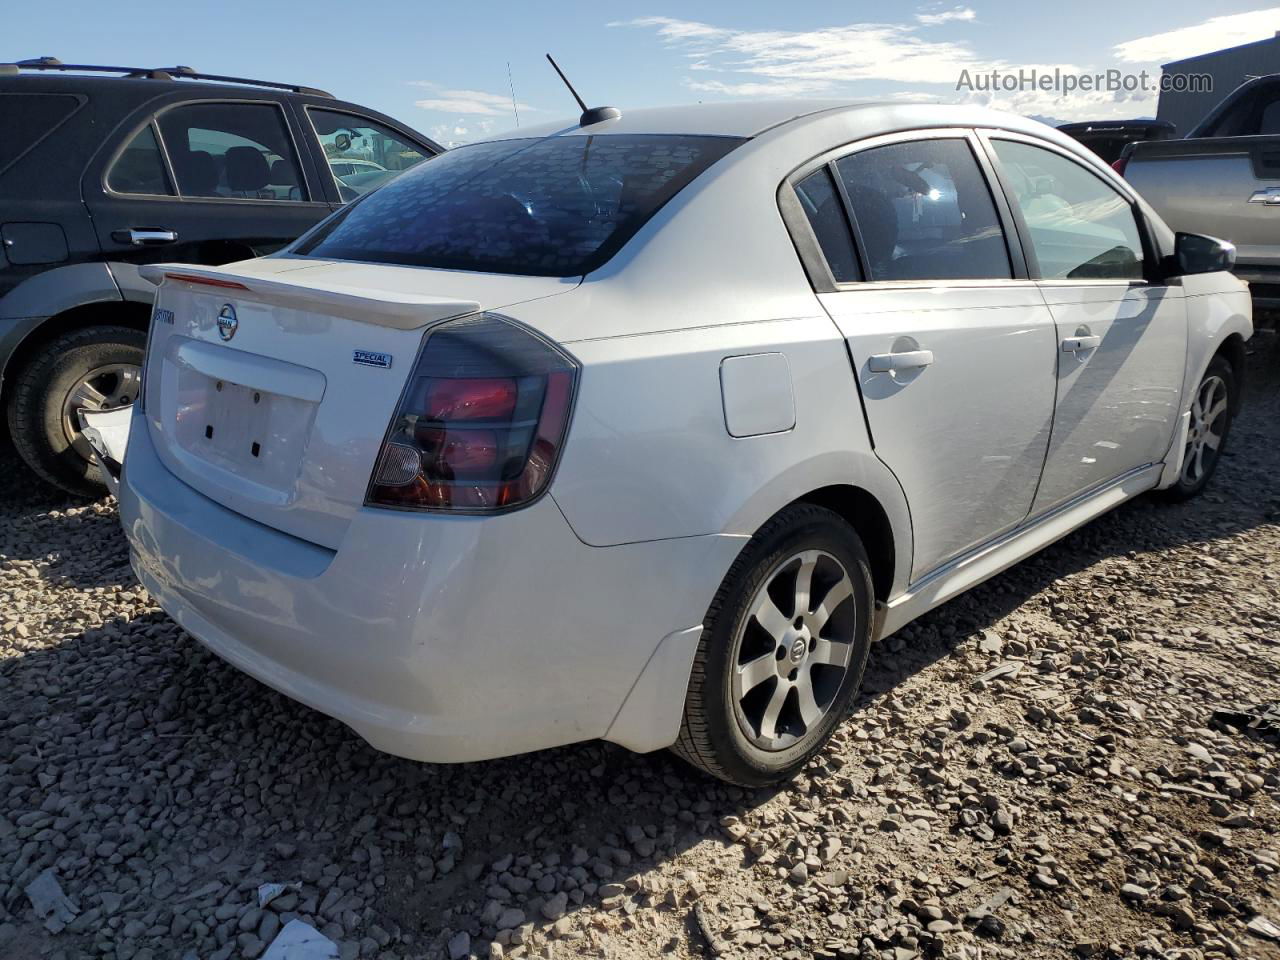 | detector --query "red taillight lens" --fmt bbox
[1111,157,1128,177]
[367,314,578,513]
[422,378,517,420]
[417,427,501,472]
